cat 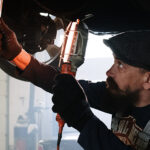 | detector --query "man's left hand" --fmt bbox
[52,74,94,131]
